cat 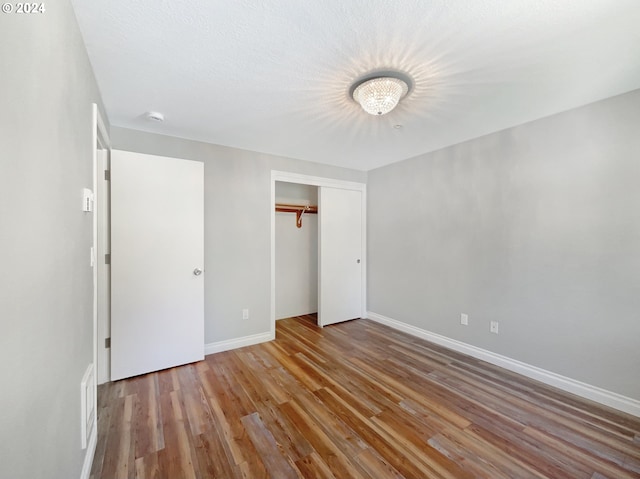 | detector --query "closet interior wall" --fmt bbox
[275,182,318,320]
